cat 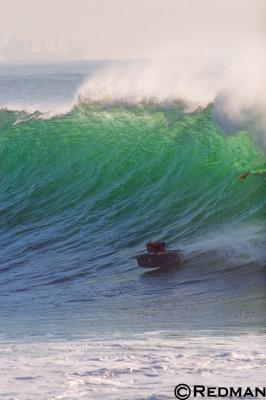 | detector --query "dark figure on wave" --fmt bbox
[136,241,181,269]
[238,169,266,180]
[146,241,166,253]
